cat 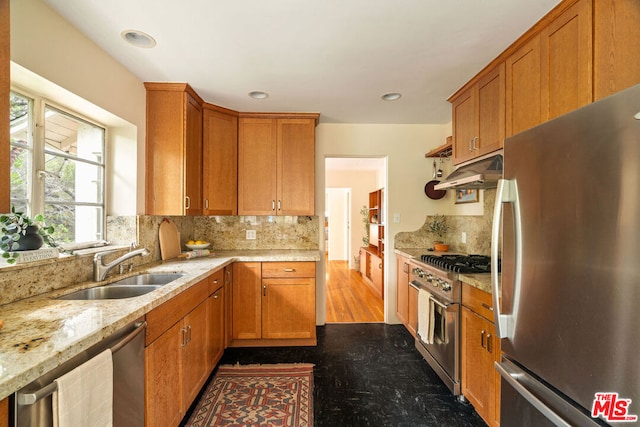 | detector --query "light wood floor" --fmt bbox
[326,259,384,323]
